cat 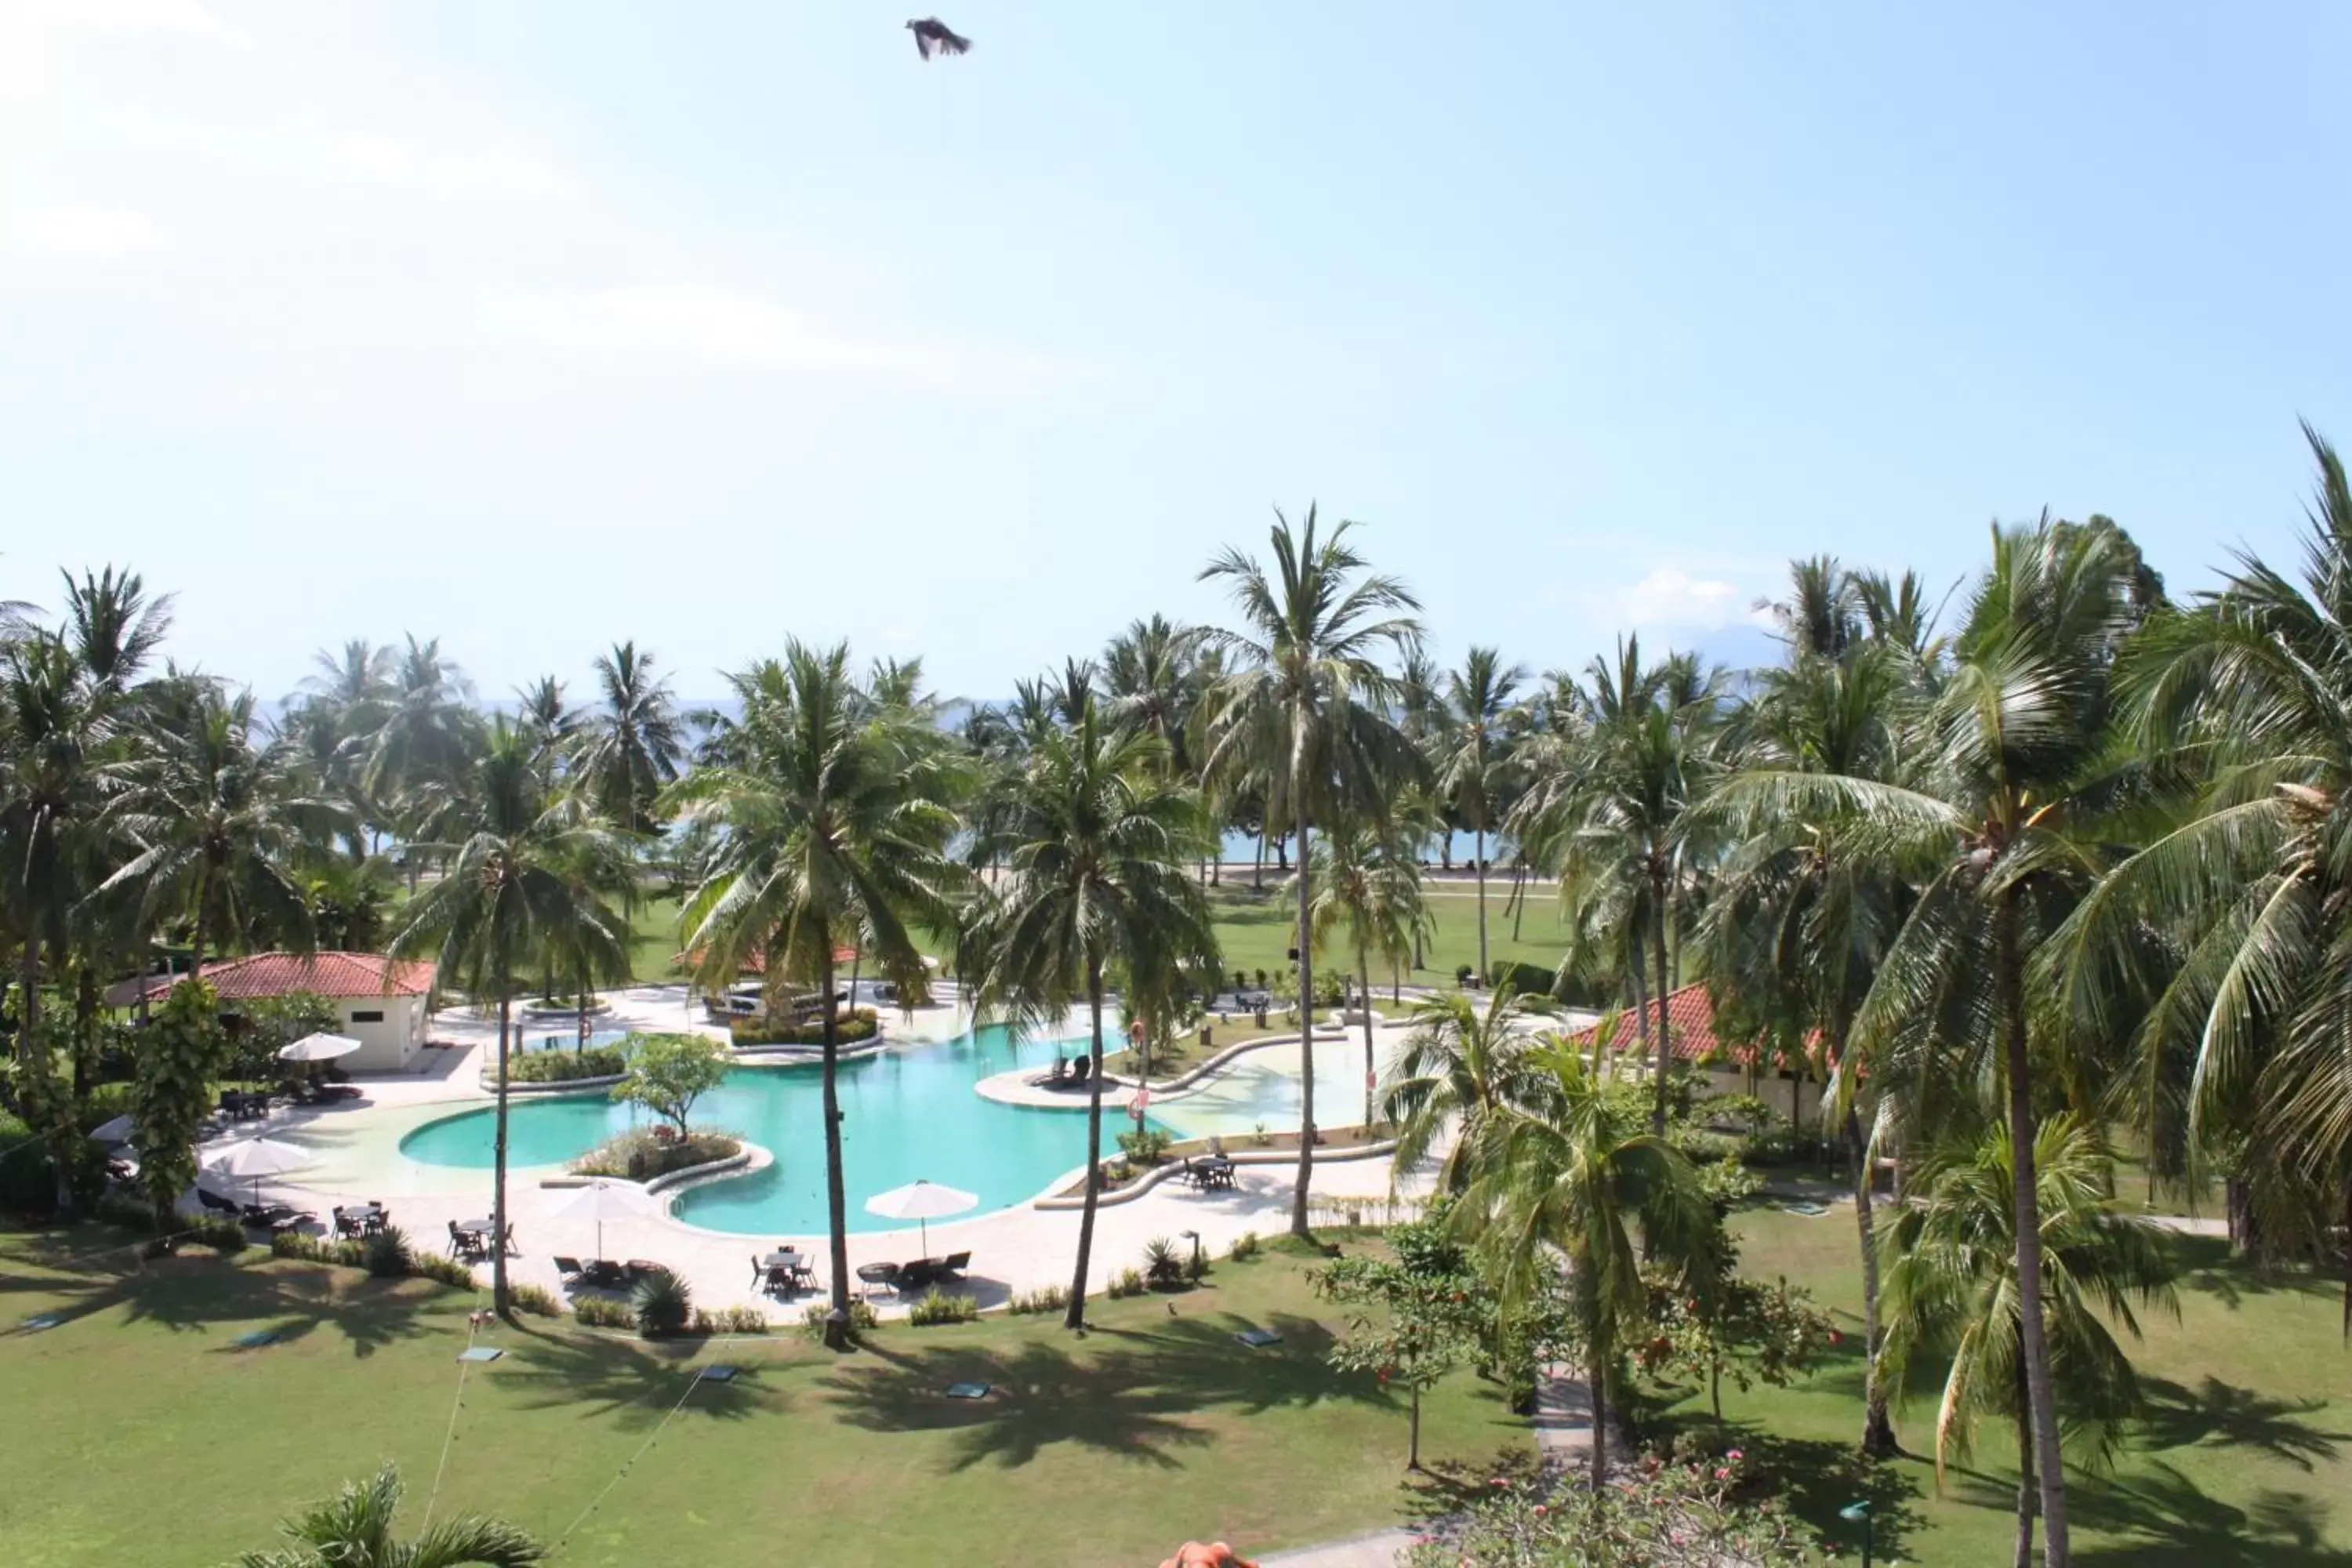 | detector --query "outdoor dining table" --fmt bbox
[760,1250,815,1292]
[332,1203,387,1237]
